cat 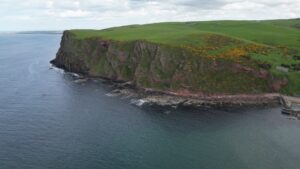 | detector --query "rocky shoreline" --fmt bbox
[51,63,281,109]
[71,75,281,109]
[111,83,280,108]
